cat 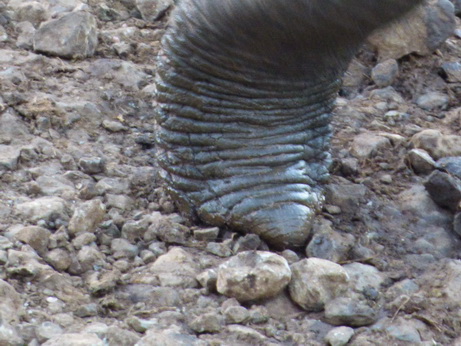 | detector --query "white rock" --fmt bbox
[325,326,355,346]
[68,199,106,236]
[217,251,291,302]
